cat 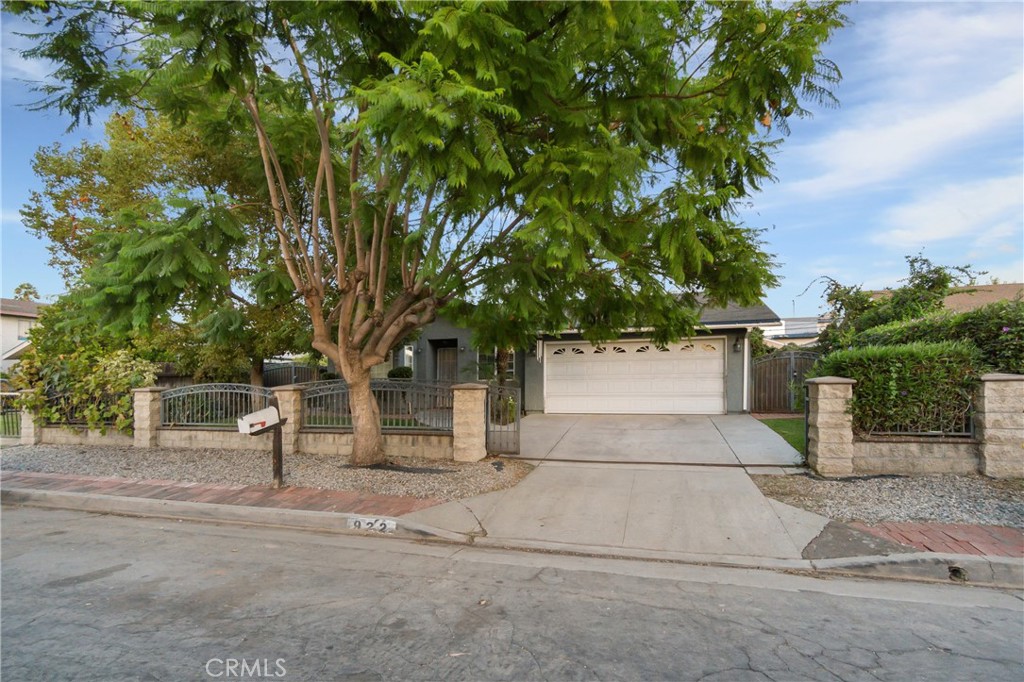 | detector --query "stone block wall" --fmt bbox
[23,382,485,461]
[975,374,1024,478]
[806,374,1023,478]
[296,431,454,460]
[37,426,133,448]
